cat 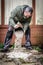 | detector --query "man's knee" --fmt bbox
[25,28,30,36]
[7,30,13,38]
[8,26,14,31]
[6,26,14,38]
